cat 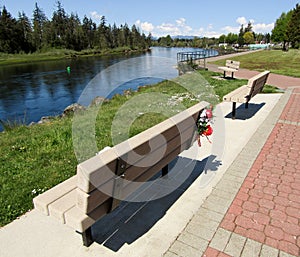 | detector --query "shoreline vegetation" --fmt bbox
[0,47,151,66]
